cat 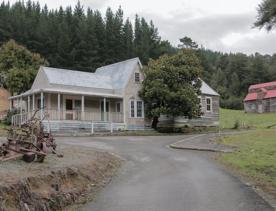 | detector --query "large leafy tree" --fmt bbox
[139,49,202,128]
[255,0,276,31]
[0,39,48,94]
